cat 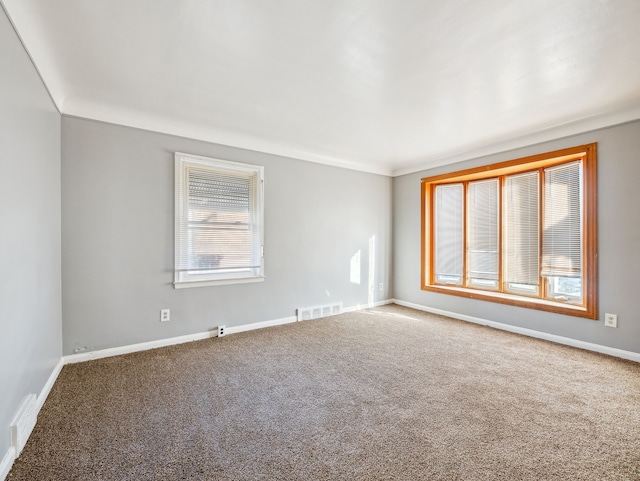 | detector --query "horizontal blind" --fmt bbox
[467,179,499,284]
[504,171,540,287]
[434,183,464,285]
[541,161,582,278]
[176,163,261,274]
